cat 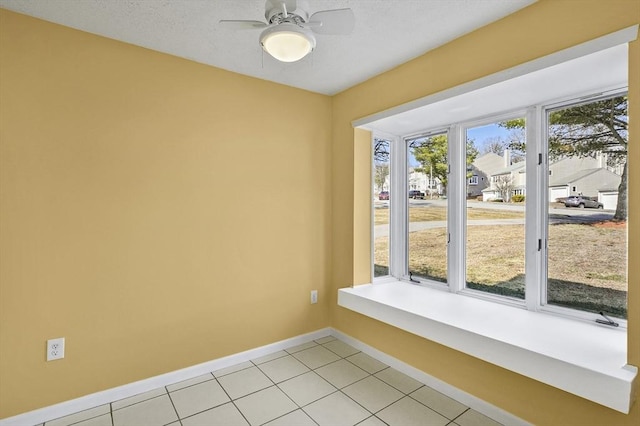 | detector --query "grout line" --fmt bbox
[165,373,216,393]
[216,377,252,426]
[407,388,472,422]
[110,392,166,413]
[212,362,255,379]
[43,405,112,426]
[355,415,390,426]
[165,387,181,424]
[450,407,471,423]
[251,358,305,425]
[283,341,319,355]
